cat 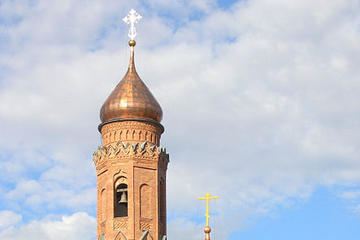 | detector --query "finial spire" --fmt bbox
[123,9,142,40]
[123,9,141,72]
